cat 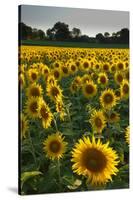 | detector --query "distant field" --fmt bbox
[21,40,129,49]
